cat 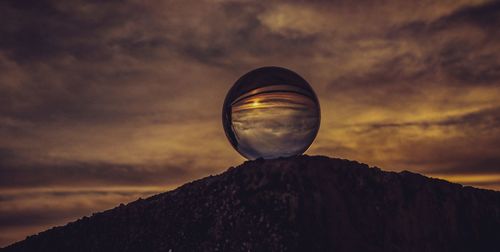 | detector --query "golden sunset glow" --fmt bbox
[0,0,499,247]
[251,99,261,108]
[429,174,500,190]
[232,92,316,112]
[227,78,320,160]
